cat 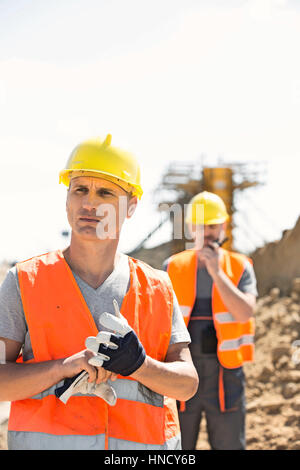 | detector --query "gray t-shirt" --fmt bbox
[0,253,190,362]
